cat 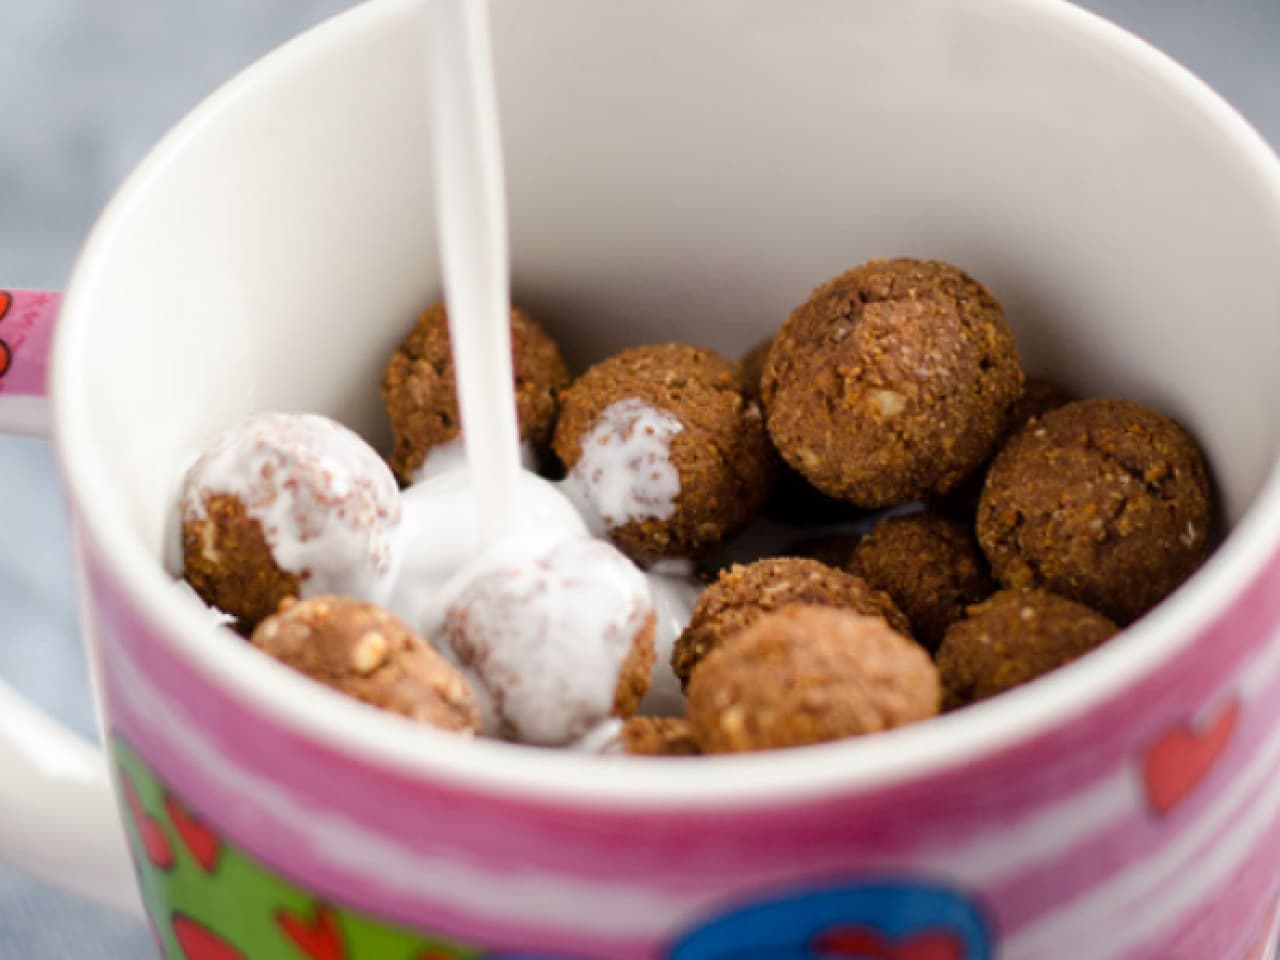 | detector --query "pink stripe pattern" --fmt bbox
[84,518,1280,958]
[0,290,58,397]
